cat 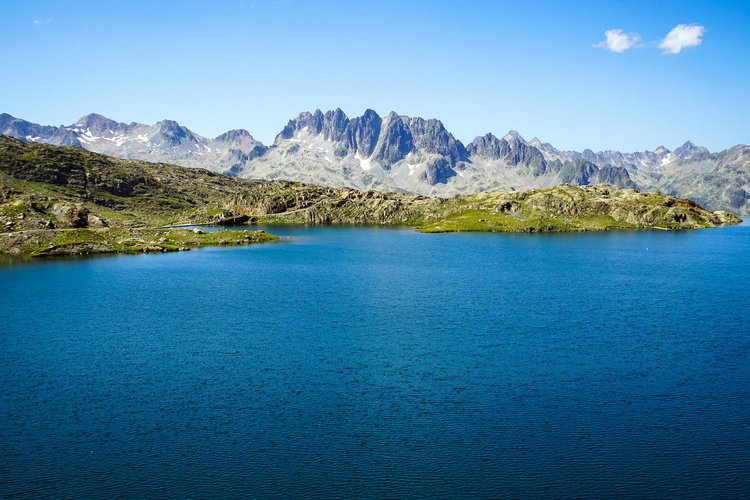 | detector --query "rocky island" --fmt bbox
[0,135,741,257]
